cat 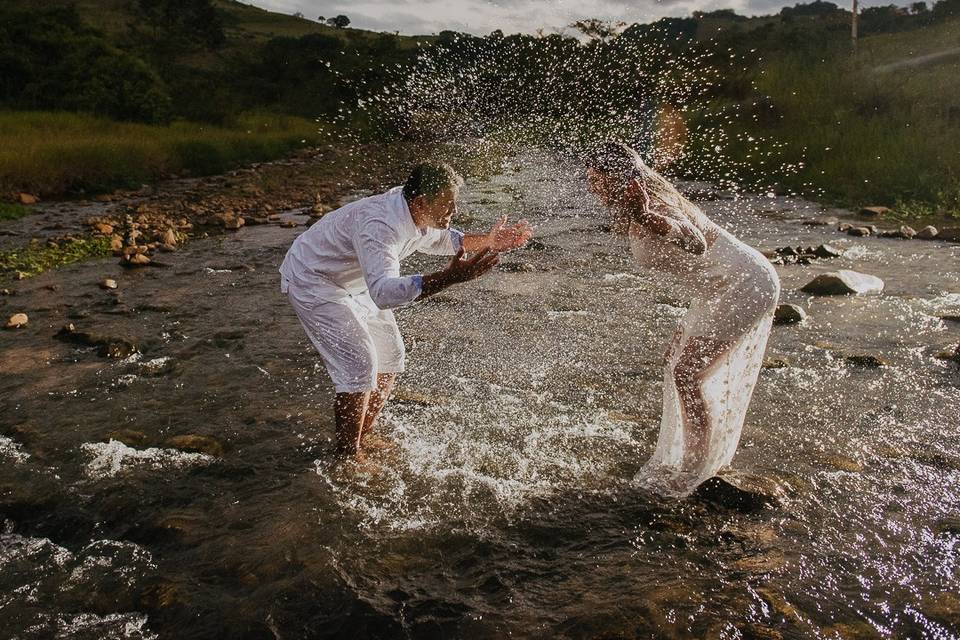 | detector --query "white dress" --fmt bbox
[629,203,781,497]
